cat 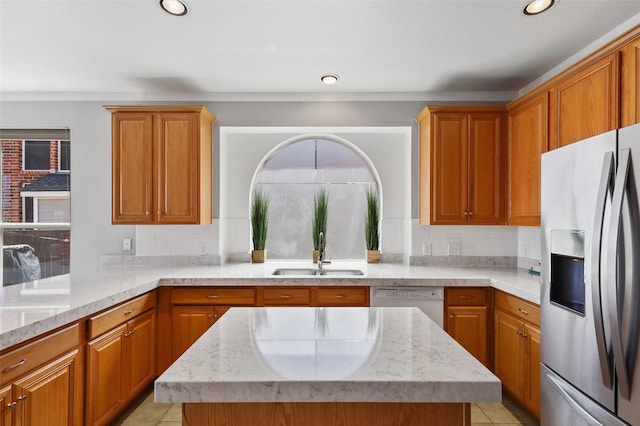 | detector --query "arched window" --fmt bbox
[253,137,380,260]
